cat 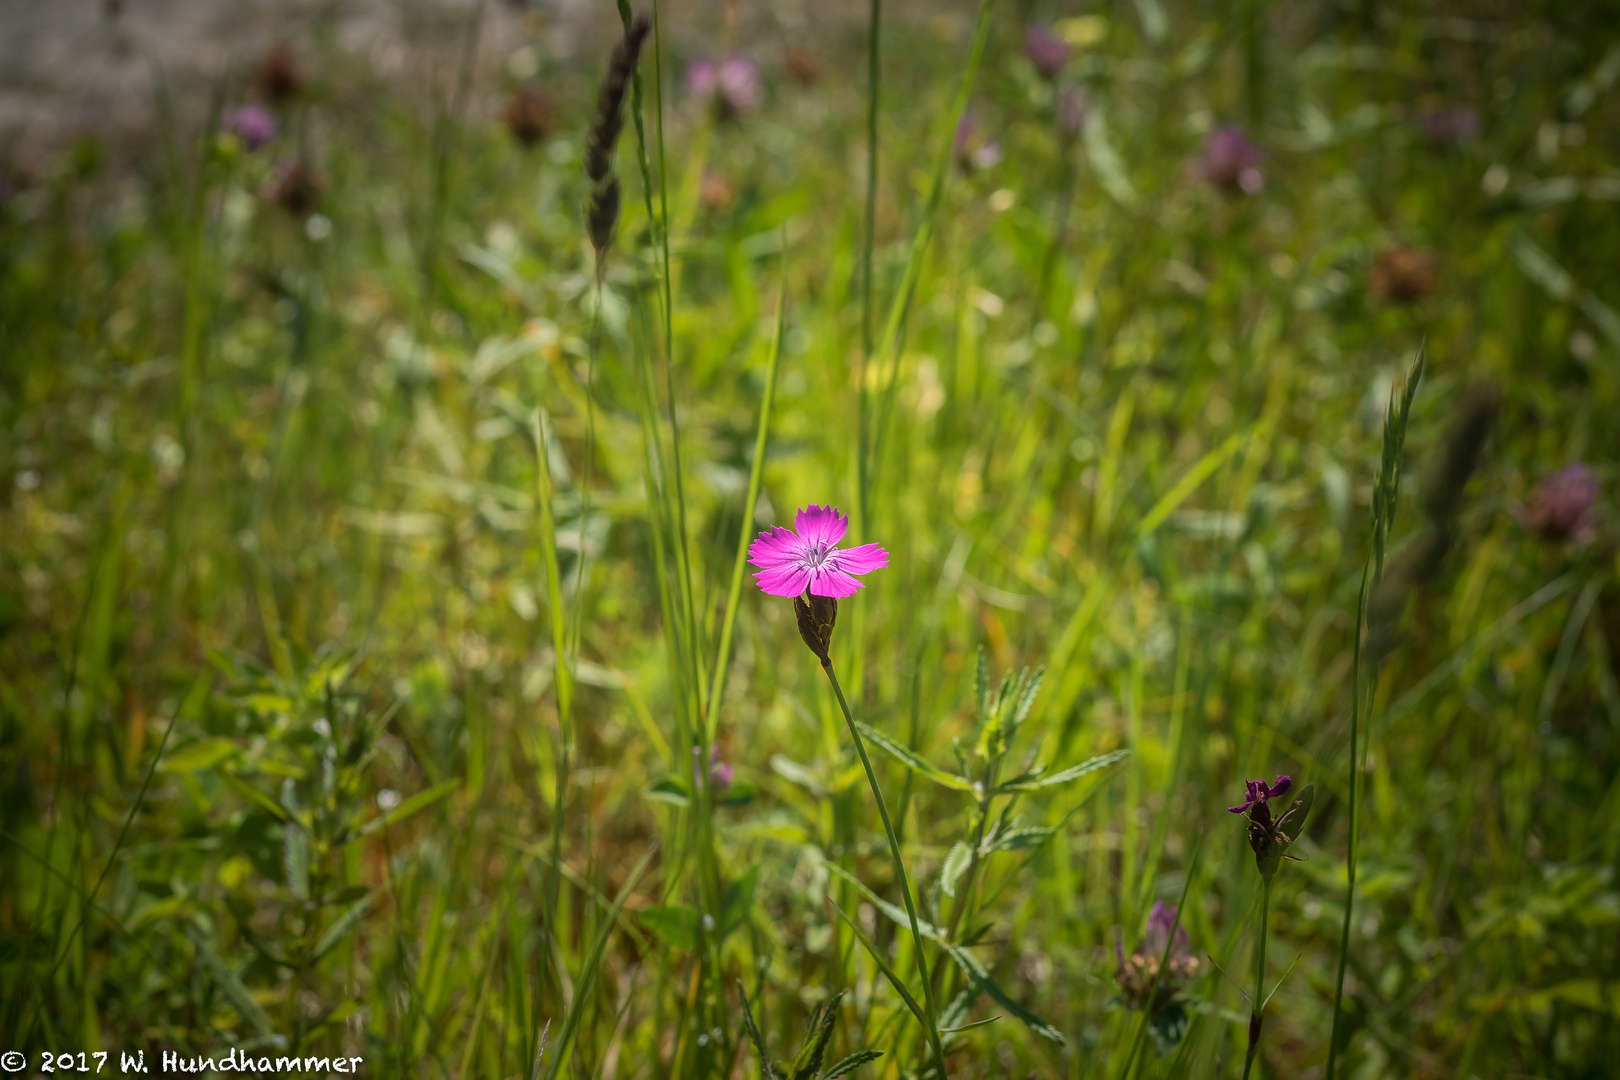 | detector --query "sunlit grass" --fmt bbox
[3,3,1620,1077]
